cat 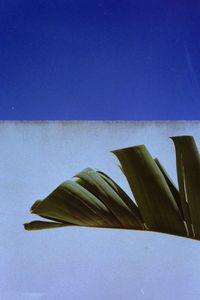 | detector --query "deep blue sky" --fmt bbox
[0,0,200,119]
